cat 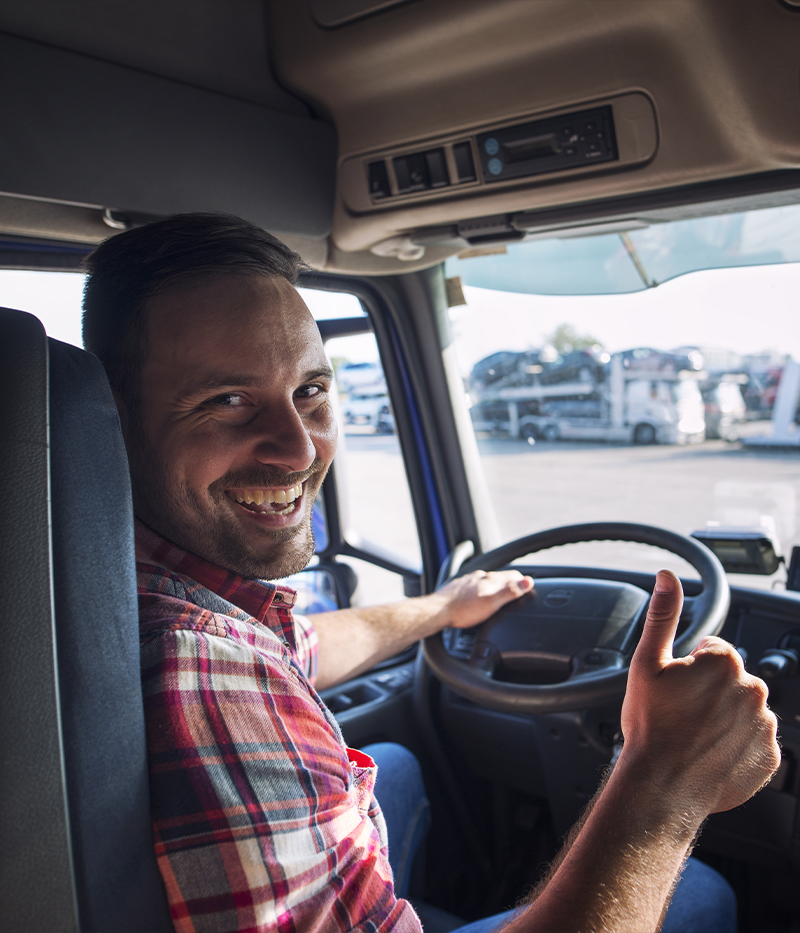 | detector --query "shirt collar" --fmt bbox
[134,519,297,624]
